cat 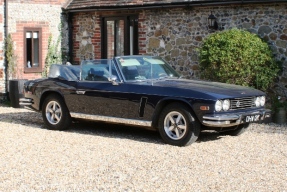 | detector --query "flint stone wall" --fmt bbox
[68,3,287,93]
[144,4,287,80]
[8,3,63,41]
